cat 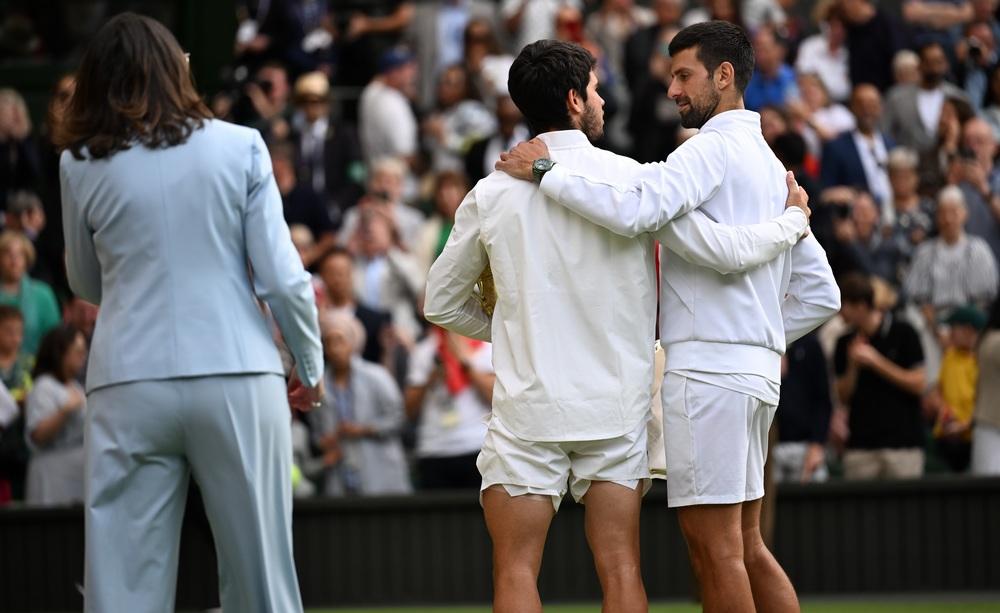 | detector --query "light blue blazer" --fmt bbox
[60,119,323,392]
